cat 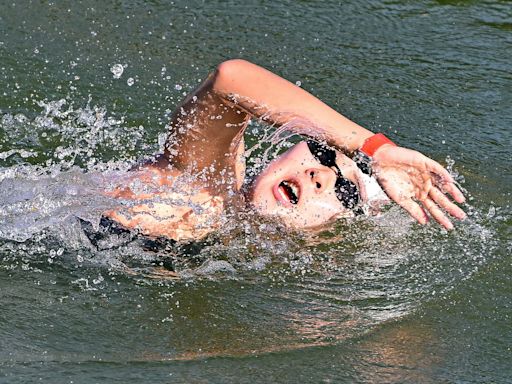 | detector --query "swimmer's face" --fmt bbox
[249,141,367,228]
